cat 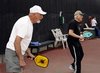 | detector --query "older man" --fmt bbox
[5,5,46,73]
[67,10,84,73]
